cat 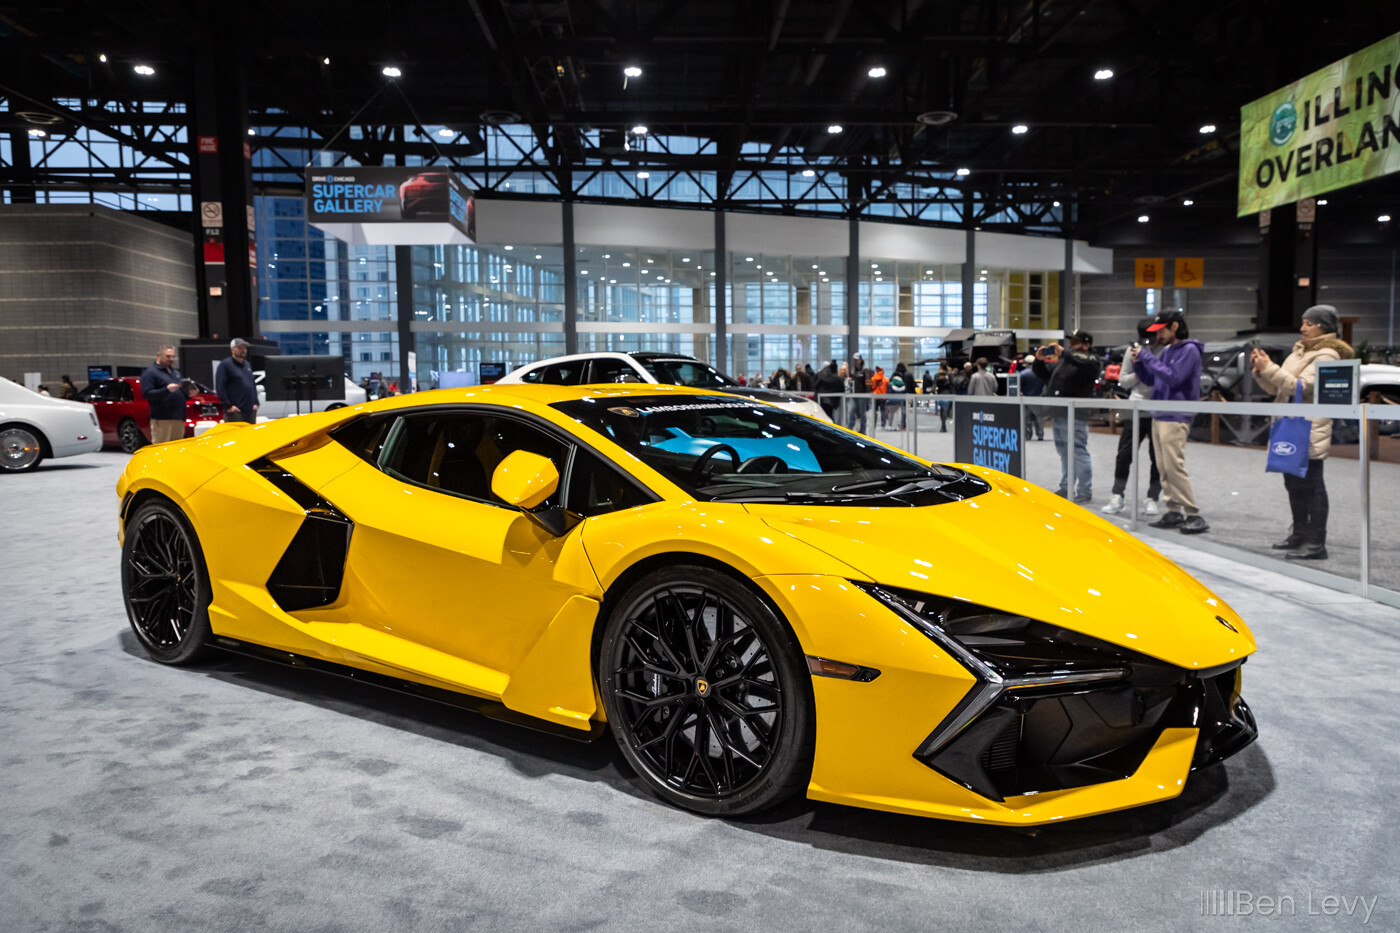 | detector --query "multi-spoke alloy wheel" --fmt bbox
[0,425,44,472]
[600,566,813,816]
[119,419,146,454]
[122,499,213,664]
